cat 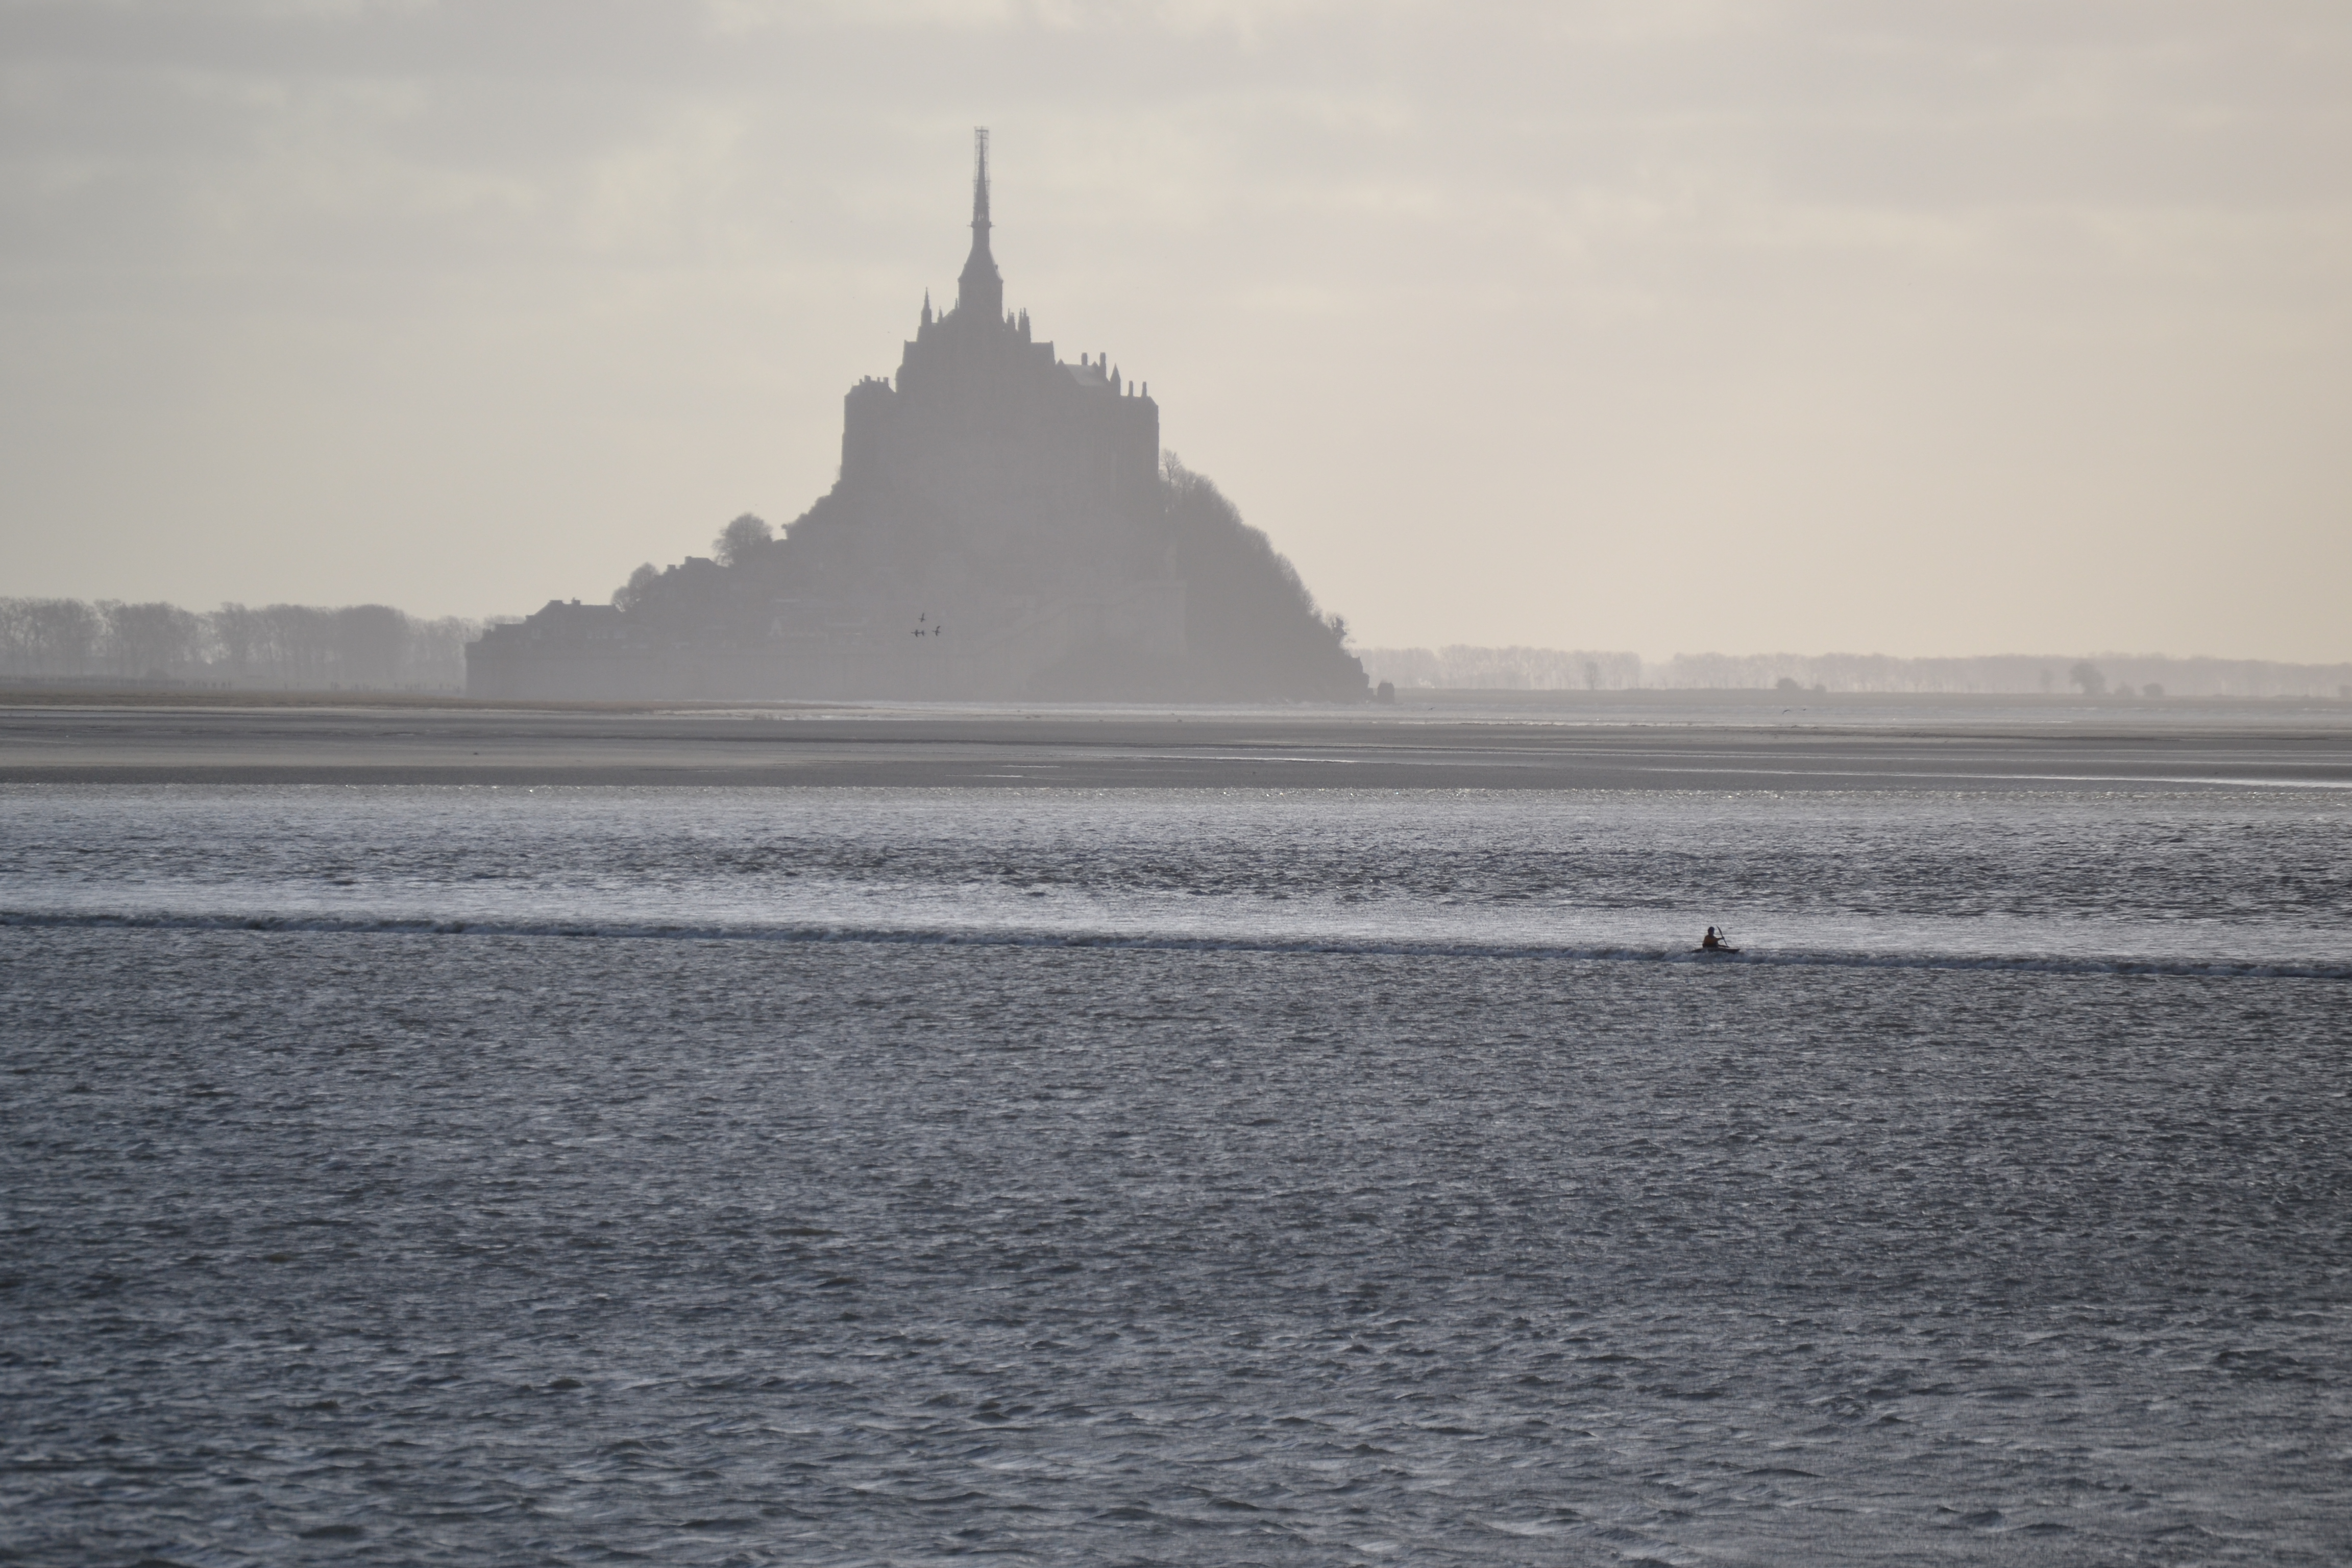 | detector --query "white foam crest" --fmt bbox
[7,908,2346,982]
